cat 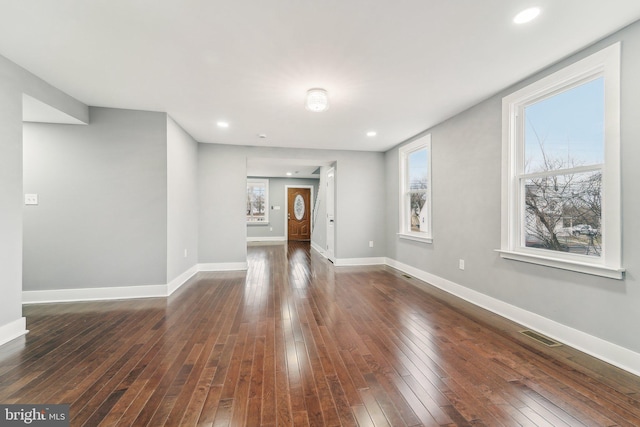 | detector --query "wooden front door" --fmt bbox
[287,187,311,241]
